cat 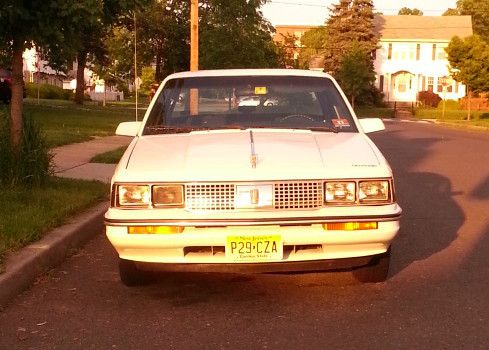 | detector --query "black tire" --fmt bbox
[118,258,154,287]
[352,247,391,283]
